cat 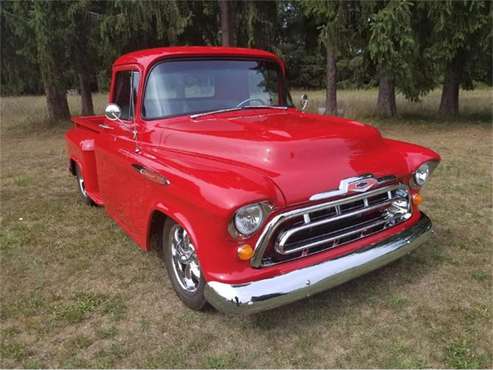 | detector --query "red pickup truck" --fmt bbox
[65,46,440,314]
